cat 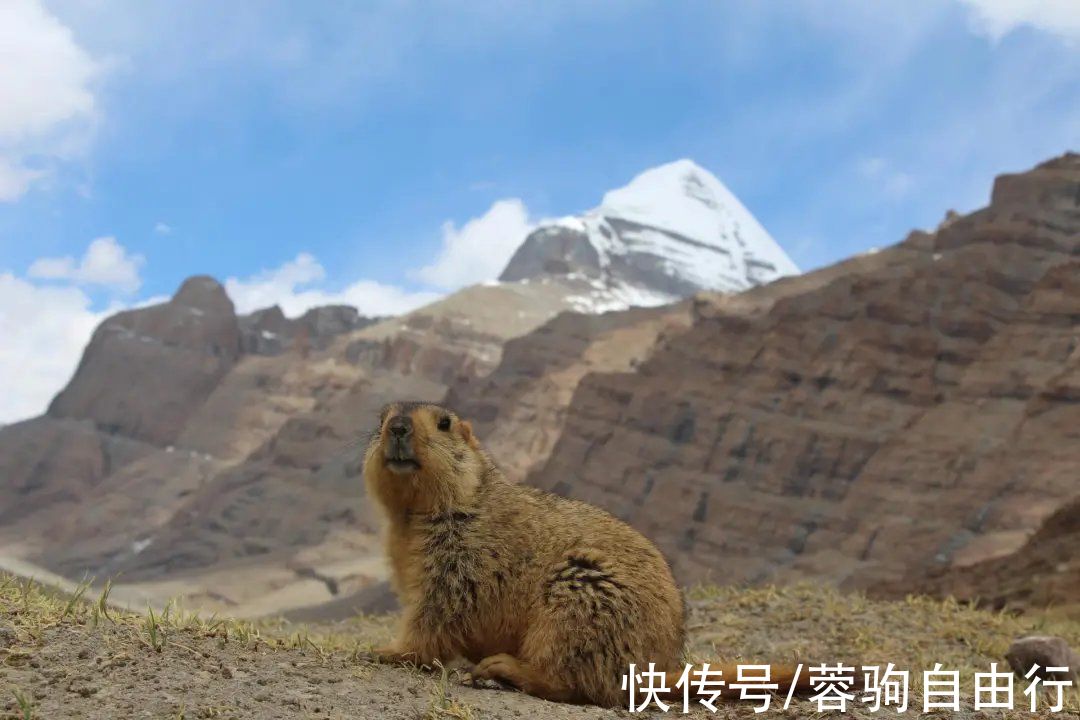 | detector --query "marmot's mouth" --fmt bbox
[386,458,421,474]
